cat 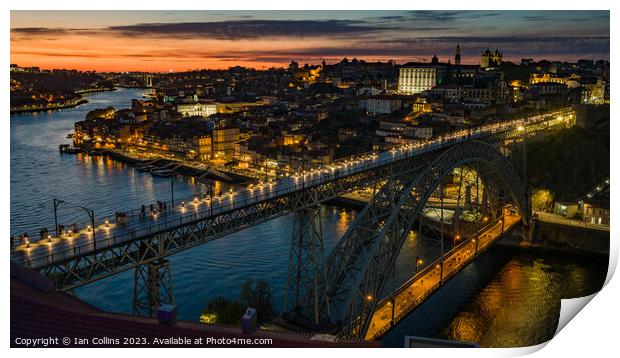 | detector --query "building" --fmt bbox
[582,199,609,225]
[176,103,217,118]
[578,78,606,104]
[362,96,403,115]
[399,47,481,95]
[141,123,212,161]
[454,45,461,65]
[553,201,579,218]
[480,48,502,68]
[212,127,240,160]
[398,65,438,95]
[404,126,433,139]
